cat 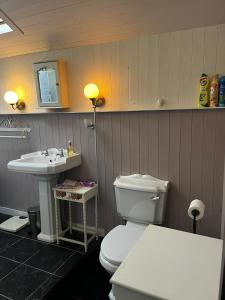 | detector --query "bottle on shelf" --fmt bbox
[198,73,210,107]
[209,74,219,107]
[67,140,74,157]
[218,76,225,107]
